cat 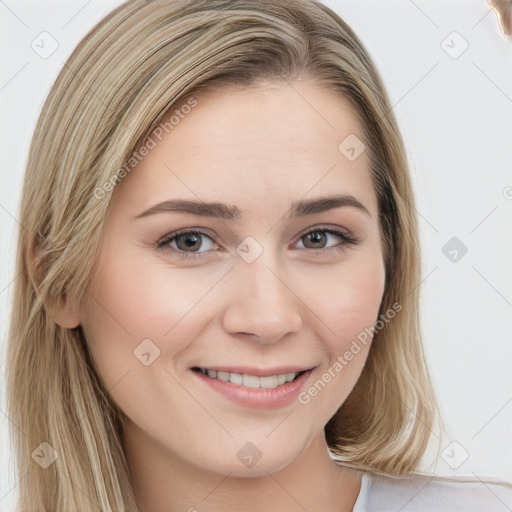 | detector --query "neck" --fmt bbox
[123,423,362,512]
